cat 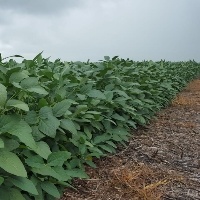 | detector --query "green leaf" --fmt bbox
[0,150,27,177]
[8,119,37,150]
[25,111,38,125]
[38,98,48,108]
[34,141,52,159]
[87,89,106,99]
[77,94,86,100]
[104,56,110,61]
[98,144,114,153]
[6,99,29,111]
[53,166,71,181]
[60,119,77,135]
[34,184,44,200]
[20,77,38,88]
[112,113,126,121]
[27,86,48,95]
[135,115,146,125]
[72,104,88,117]
[41,181,60,198]
[65,169,89,178]
[39,106,52,119]
[93,134,111,144]
[31,126,45,141]
[9,177,38,195]
[47,151,71,166]
[3,138,20,151]
[20,77,48,95]
[52,99,72,117]
[105,91,114,101]
[32,165,62,181]
[25,155,44,168]
[84,126,92,140]
[111,127,129,136]
[0,83,7,107]
[0,115,19,132]
[106,140,117,148]
[0,177,4,185]
[0,138,4,148]
[39,115,60,138]
[0,187,26,200]
[9,71,29,83]
[33,51,43,63]
[0,65,8,74]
